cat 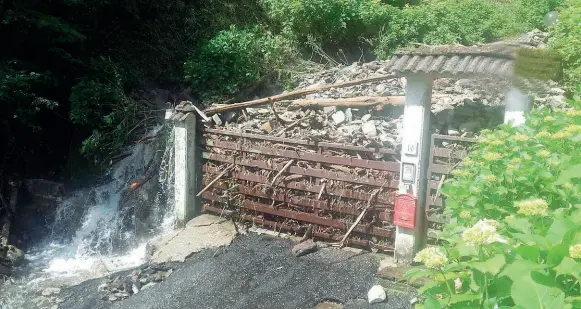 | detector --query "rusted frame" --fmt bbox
[203,153,399,188]
[205,139,400,172]
[202,204,394,251]
[204,128,397,155]
[201,182,393,221]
